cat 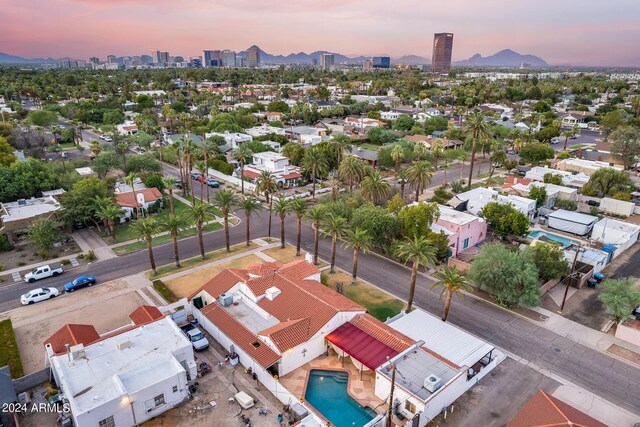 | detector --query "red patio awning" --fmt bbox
[326,322,399,370]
